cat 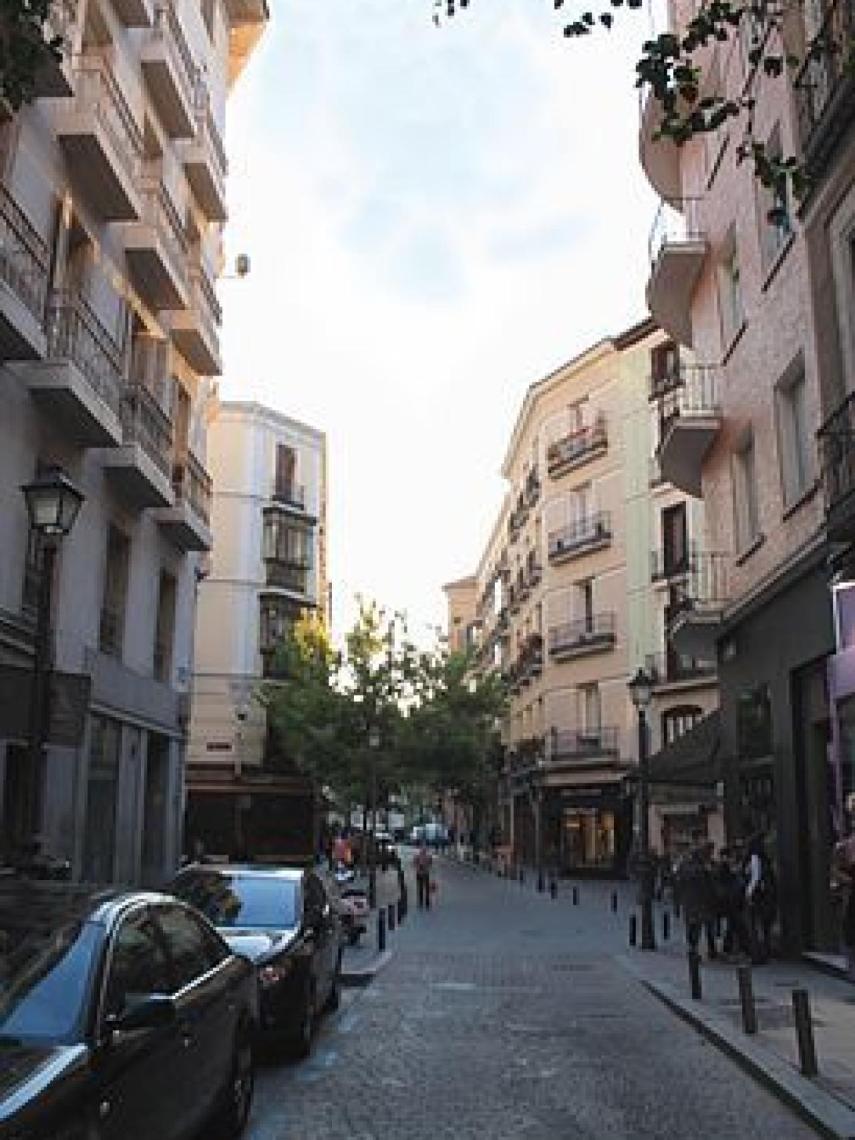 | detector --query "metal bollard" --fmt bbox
[519,867,525,886]
[688,950,702,1000]
[792,989,818,1076]
[397,896,404,925]
[549,878,557,900]
[387,902,395,931]
[572,886,579,906]
[736,965,757,1035]
[662,910,670,941]
[674,898,681,920]
[377,908,386,953]
[611,890,618,913]
[629,913,637,947]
